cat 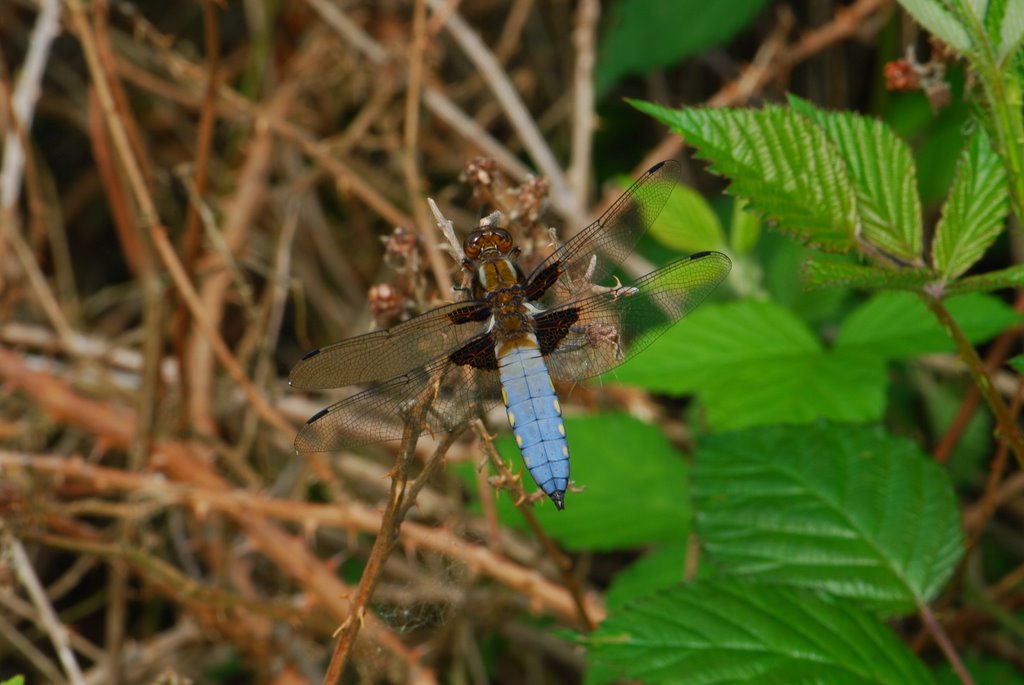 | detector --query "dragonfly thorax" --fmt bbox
[473,256,522,298]
[289,160,733,512]
[474,261,534,342]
